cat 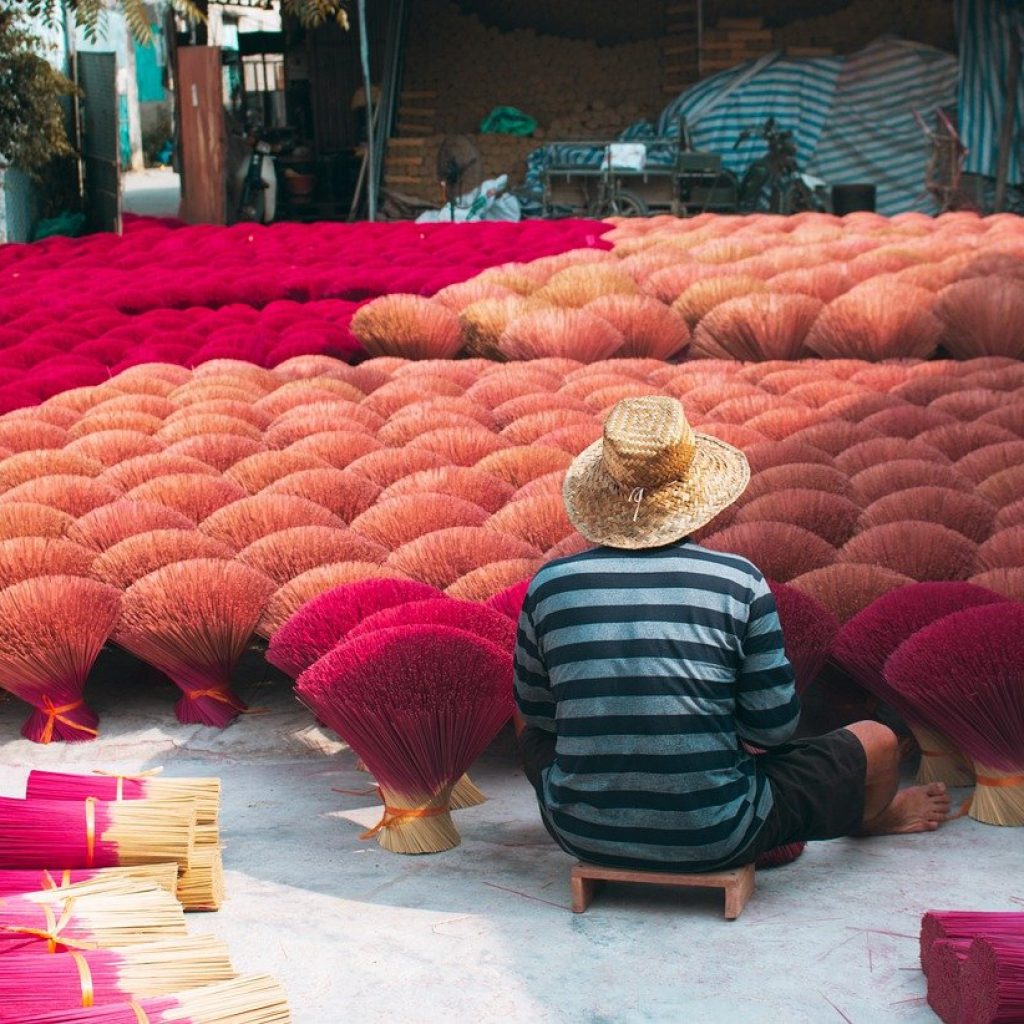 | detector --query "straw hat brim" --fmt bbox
[563,432,751,550]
